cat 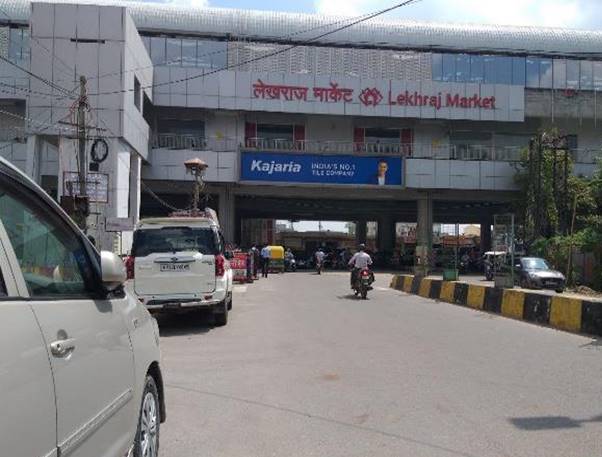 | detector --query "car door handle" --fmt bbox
[50,338,76,357]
